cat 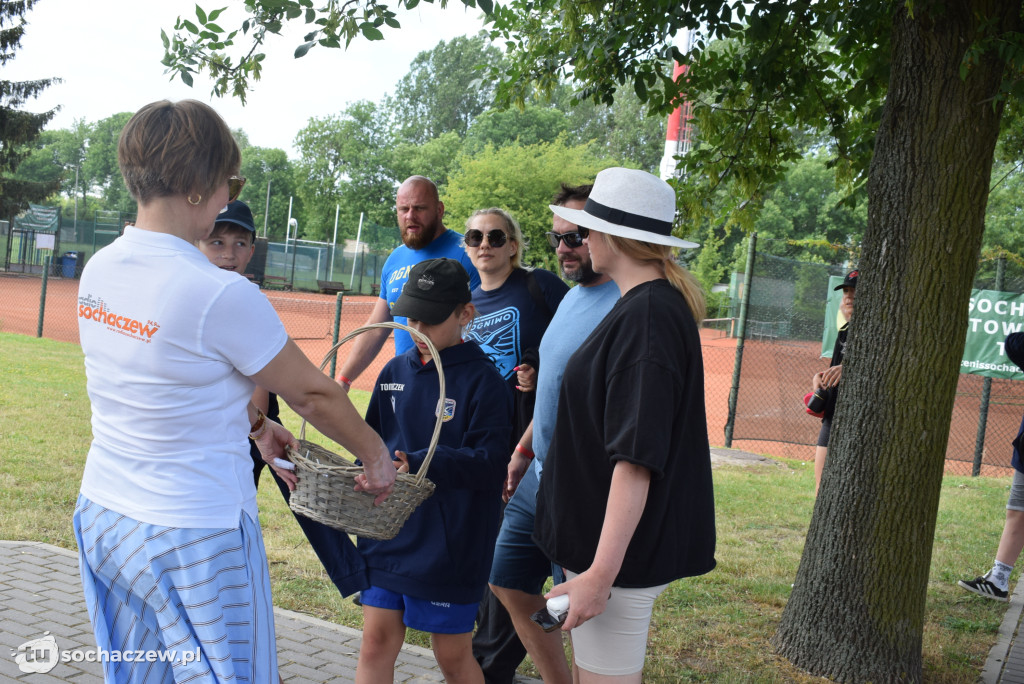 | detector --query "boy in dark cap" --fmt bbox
[356,258,513,683]
[198,201,374,604]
